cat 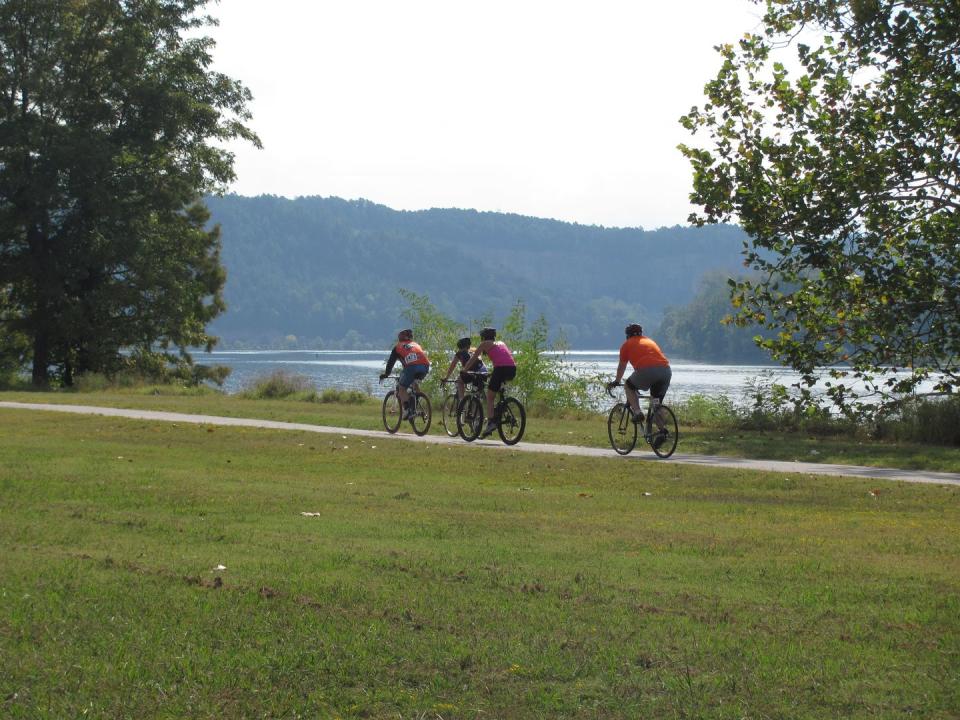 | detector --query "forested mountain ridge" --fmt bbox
[205,194,750,350]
